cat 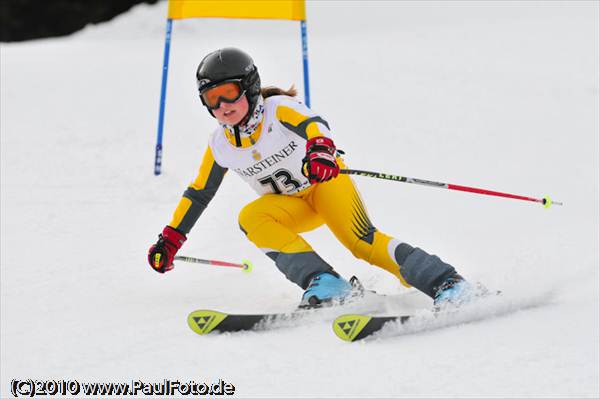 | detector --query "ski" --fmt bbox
[186,295,387,336]
[187,276,394,336]
[332,314,412,342]
[187,309,311,335]
[333,290,513,342]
